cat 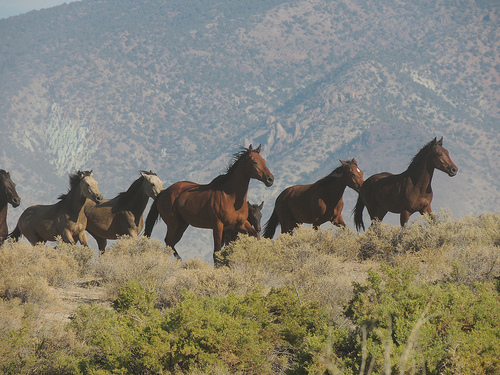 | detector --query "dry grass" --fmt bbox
[0,212,498,374]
